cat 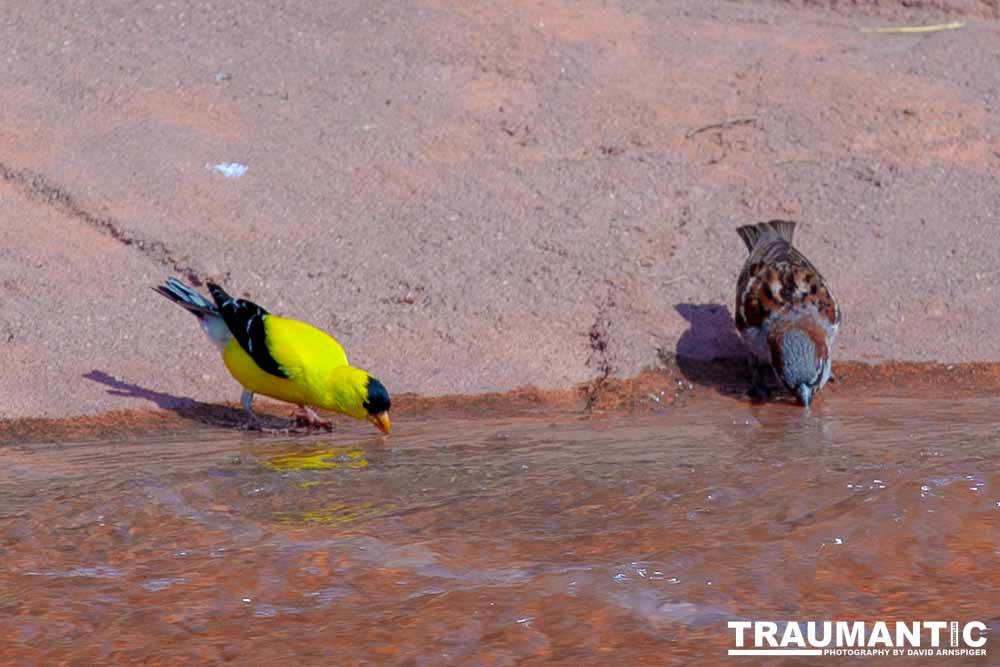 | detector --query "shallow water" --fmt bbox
[1,398,998,665]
